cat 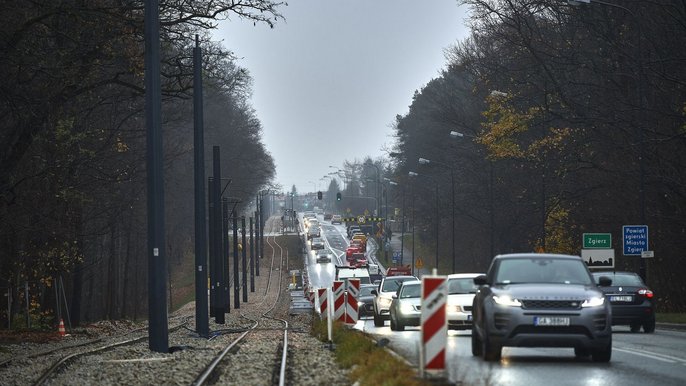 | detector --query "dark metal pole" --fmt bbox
[144,0,168,353]
[400,185,405,266]
[192,35,208,338]
[208,178,216,318]
[241,216,248,302]
[435,185,439,272]
[259,194,265,264]
[250,217,255,292]
[490,162,495,257]
[411,183,415,276]
[233,216,240,309]
[255,201,260,277]
[221,197,230,316]
[451,169,456,273]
